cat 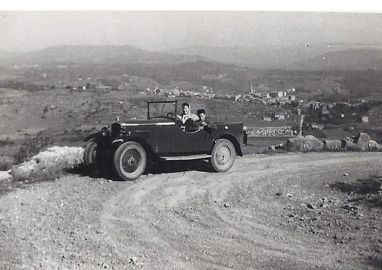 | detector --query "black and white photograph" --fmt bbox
[0,3,381,269]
